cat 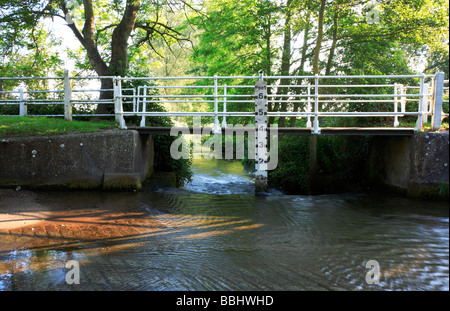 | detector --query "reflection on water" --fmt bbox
[0,159,448,291]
